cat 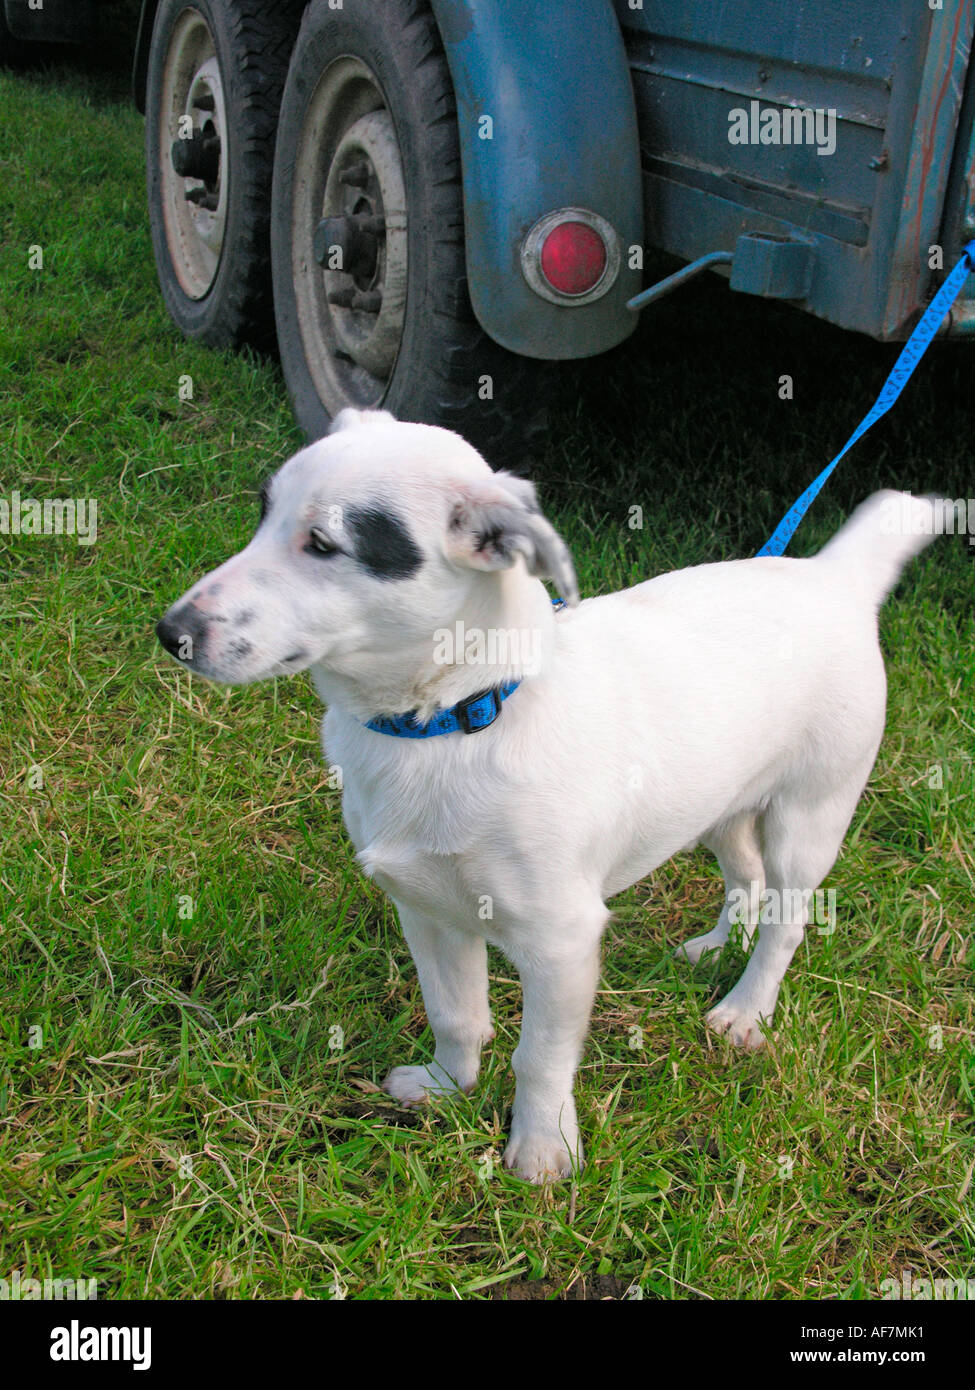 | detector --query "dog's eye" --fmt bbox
[306,527,338,557]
